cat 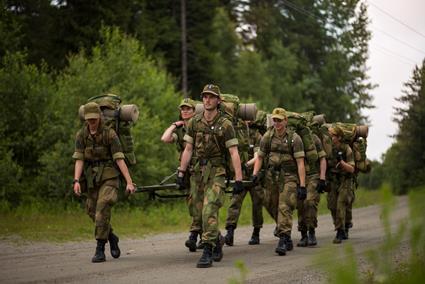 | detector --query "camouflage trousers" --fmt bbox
[187,173,203,233]
[192,165,226,246]
[276,174,298,237]
[326,175,354,230]
[297,173,320,231]
[85,178,119,240]
[262,170,281,223]
[225,184,264,229]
